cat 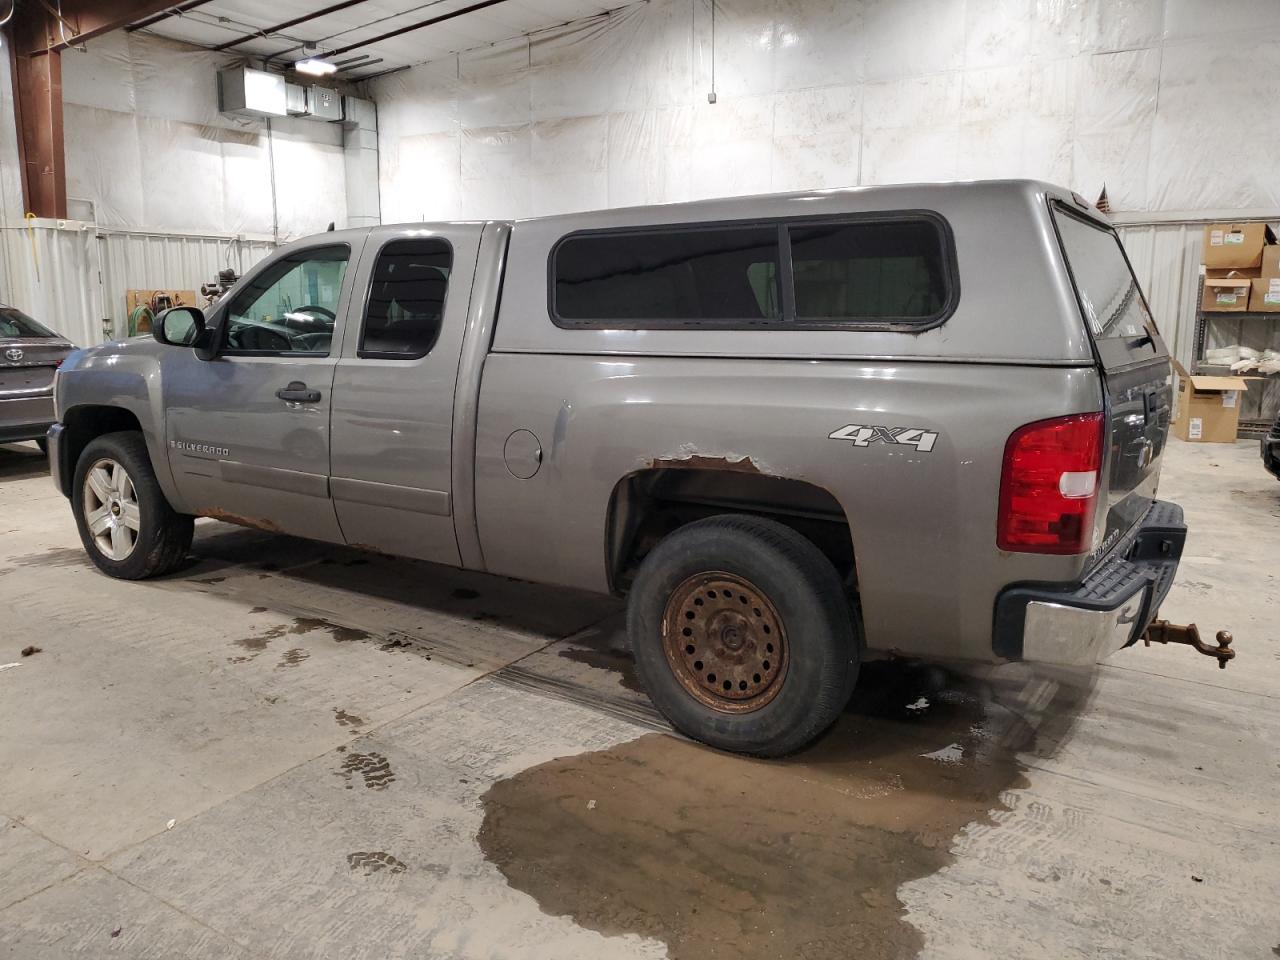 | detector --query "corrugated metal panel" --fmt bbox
[97,231,275,338]
[2,222,276,346]
[1116,217,1280,428]
[0,220,104,348]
